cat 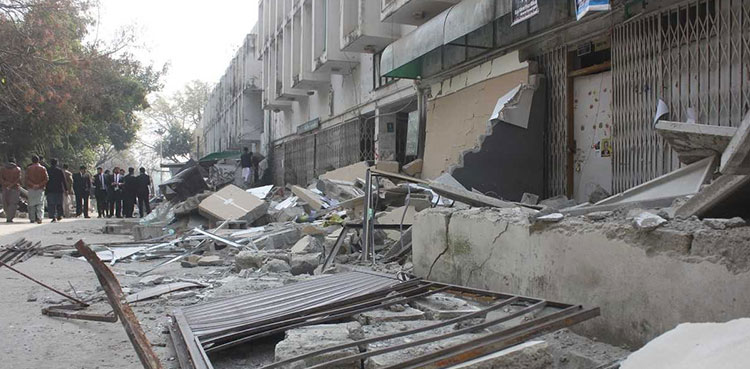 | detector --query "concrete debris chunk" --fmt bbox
[291,235,324,254]
[235,251,264,270]
[655,120,737,164]
[539,195,577,210]
[275,322,362,368]
[401,159,423,177]
[375,160,400,174]
[633,212,667,231]
[585,211,613,221]
[291,185,326,211]
[520,193,540,205]
[537,213,564,223]
[290,253,321,275]
[198,184,269,224]
[138,275,166,286]
[702,217,747,230]
[621,318,750,369]
[261,258,291,273]
[319,161,371,183]
[720,112,750,174]
[197,255,223,266]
